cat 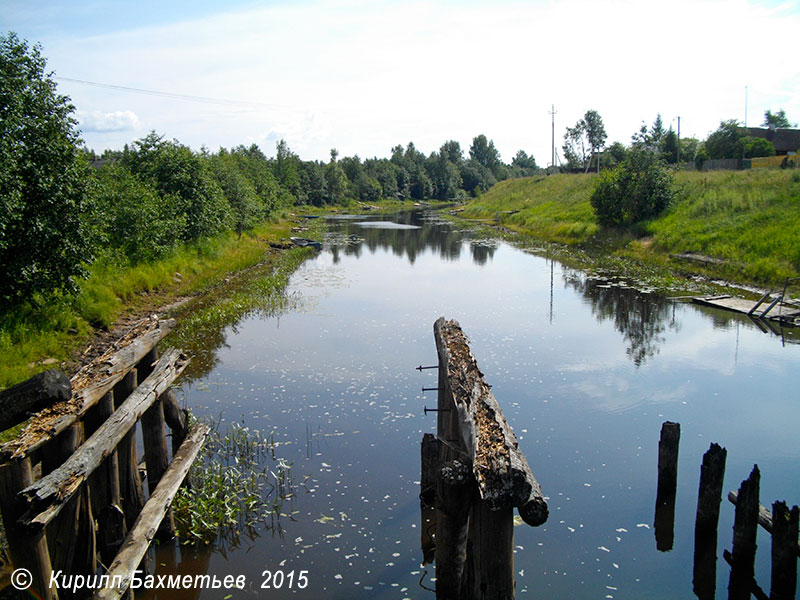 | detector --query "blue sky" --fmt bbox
[3,0,799,163]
